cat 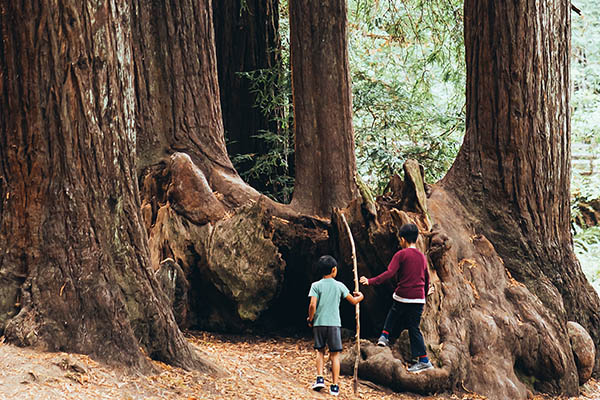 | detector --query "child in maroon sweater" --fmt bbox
[360,223,433,373]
